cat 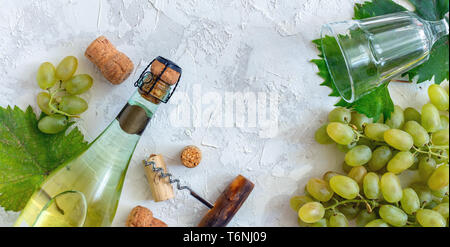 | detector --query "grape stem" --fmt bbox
[413,145,449,160]
[324,198,378,211]
[47,89,80,118]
